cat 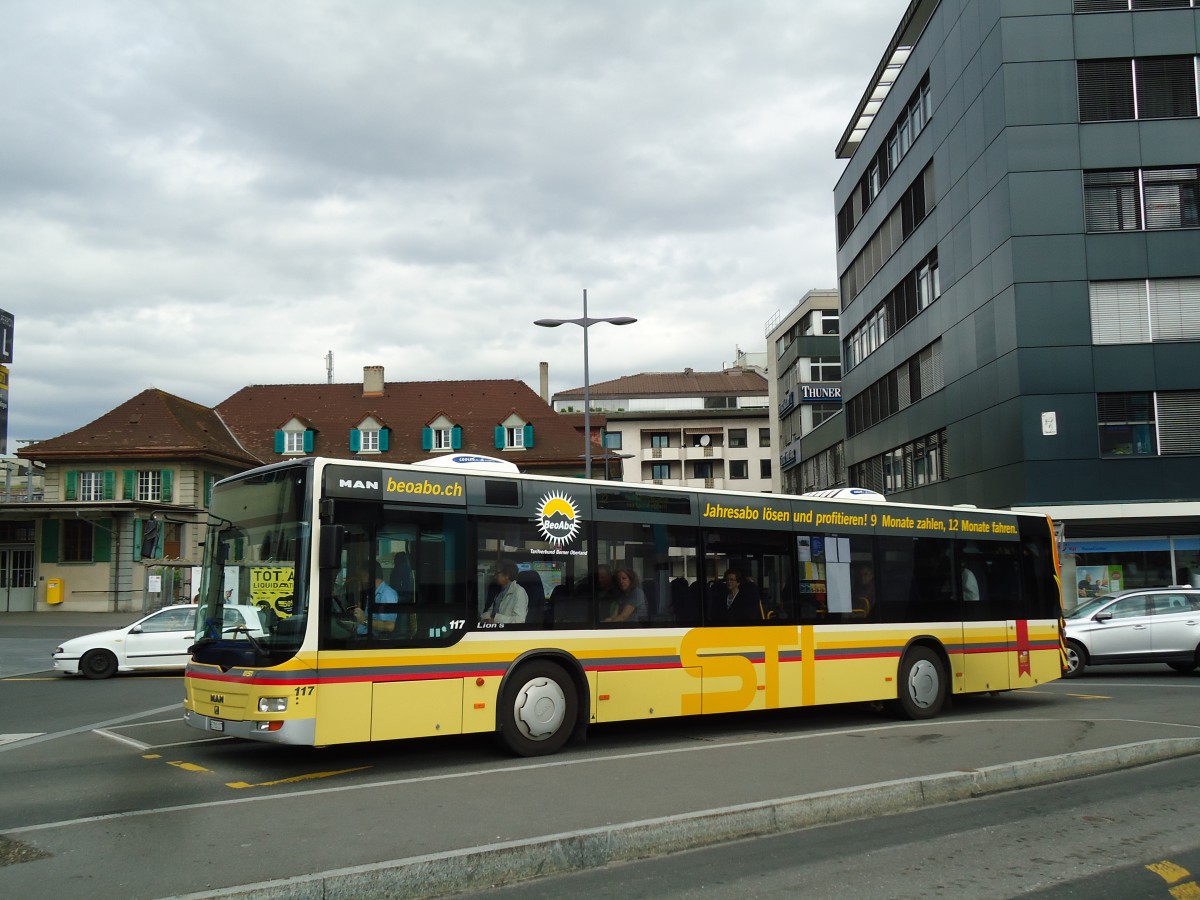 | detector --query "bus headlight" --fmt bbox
[258,697,288,713]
